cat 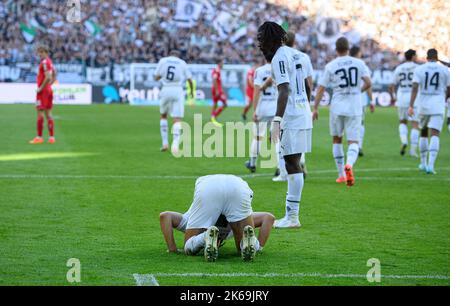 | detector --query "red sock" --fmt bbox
[37,117,44,137]
[214,106,225,118]
[48,118,54,137]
